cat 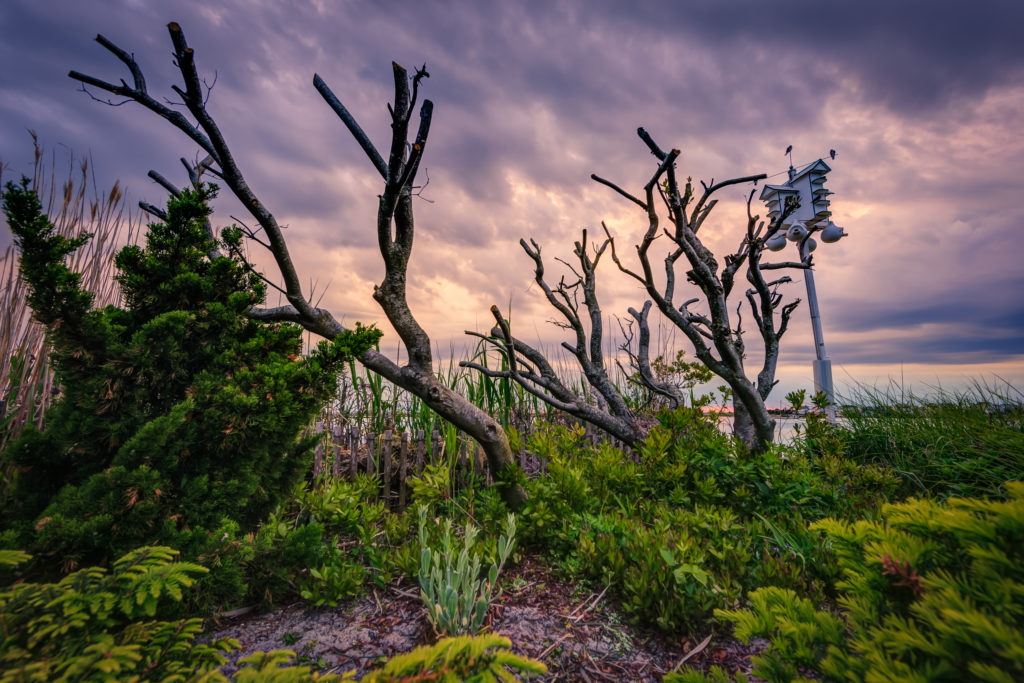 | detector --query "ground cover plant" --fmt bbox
[674,481,1024,682]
